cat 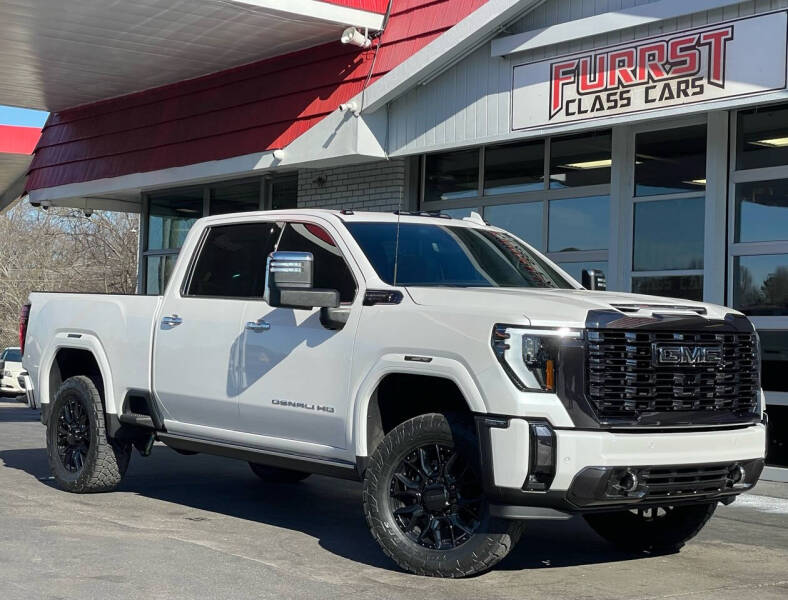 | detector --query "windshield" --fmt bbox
[2,349,21,362]
[346,222,574,289]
